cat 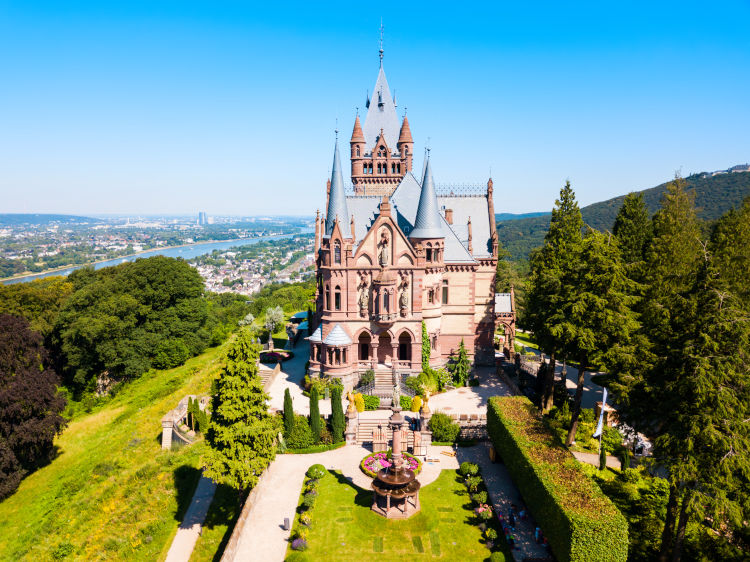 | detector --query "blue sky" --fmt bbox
[1,1,748,216]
